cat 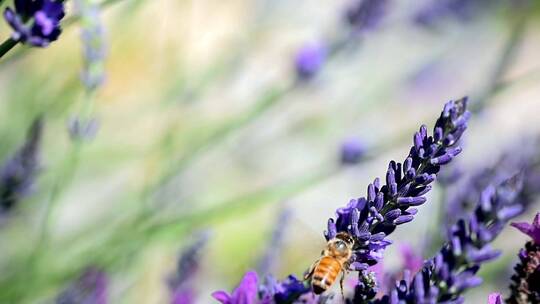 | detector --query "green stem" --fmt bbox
[0,38,18,59]
[471,15,528,113]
